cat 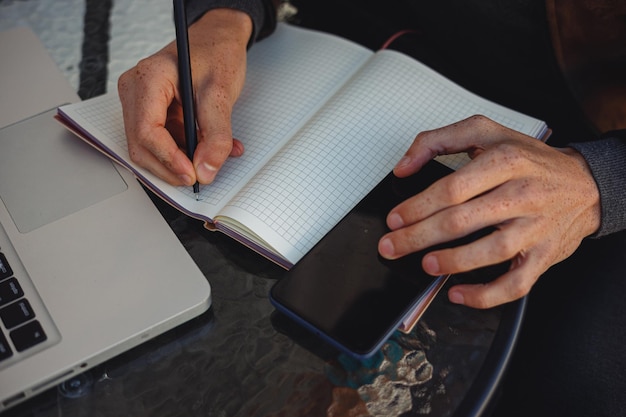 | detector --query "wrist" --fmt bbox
[560,146,602,237]
[190,8,253,49]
